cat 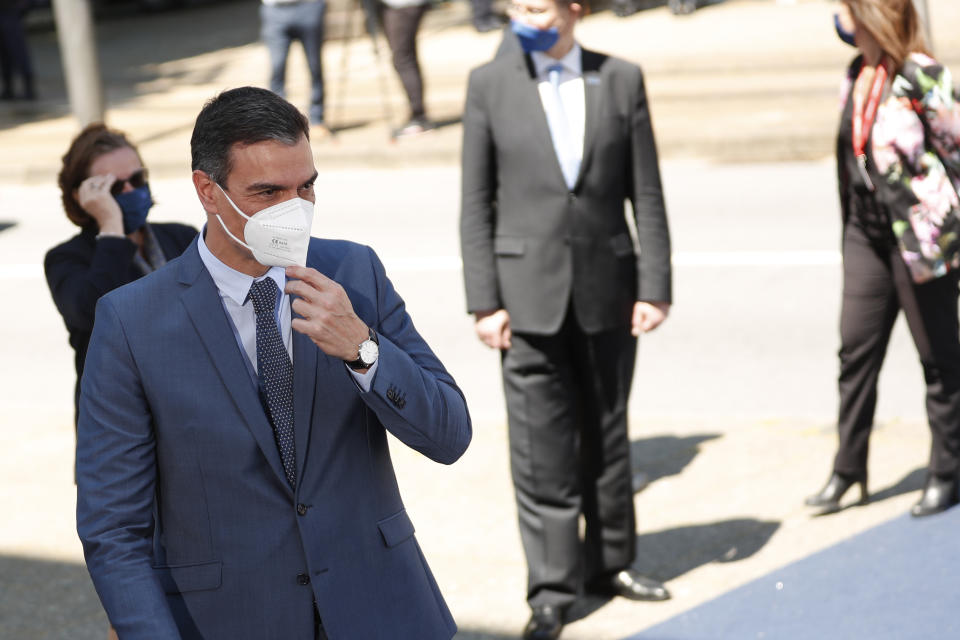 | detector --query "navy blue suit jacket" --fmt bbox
[76,237,471,639]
